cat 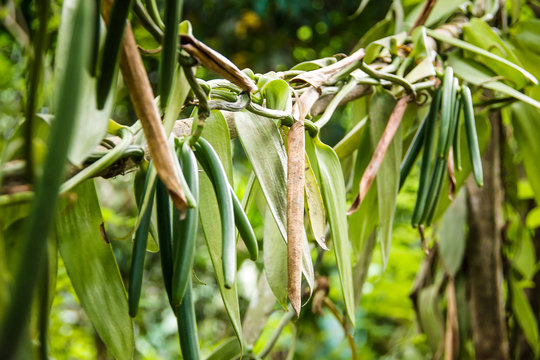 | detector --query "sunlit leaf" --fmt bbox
[463,18,527,89]
[447,54,540,109]
[306,136,355,326]
[369,89,401,268]
[262,79,292,112]
[263,208,287,309]
[511,102,540,205]
[304,154,327,250]
[57,180,134,360]
[55,0,114,166]
[427,28,537,86]
[511,281,540,356]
